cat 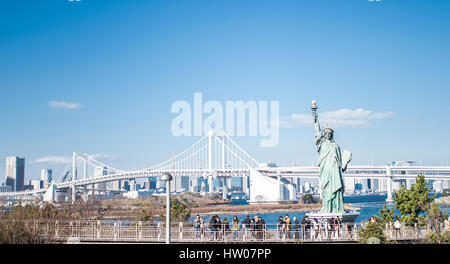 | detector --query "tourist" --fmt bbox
[319,216,325,240]
[259,216,266,240]
[336,216,341,239]
[285,214,292,239]
[193,215,201,239]
[301,216,309,240]
[242,215,251,240]
[209,215,218,240]
[255,216,264,240]
[222,217,230,240]
[254,216,261,240]
[445,217,450,232]
[249,218,255,240]
[311,218,319,240]
[293,216,300,240]
[327,218,333,239]
[216,215,222,240]
[231,216,240,240]
[199,217,205,239]
[277,216,284,240]
[346,224,353,240]
[393,216,401,238]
